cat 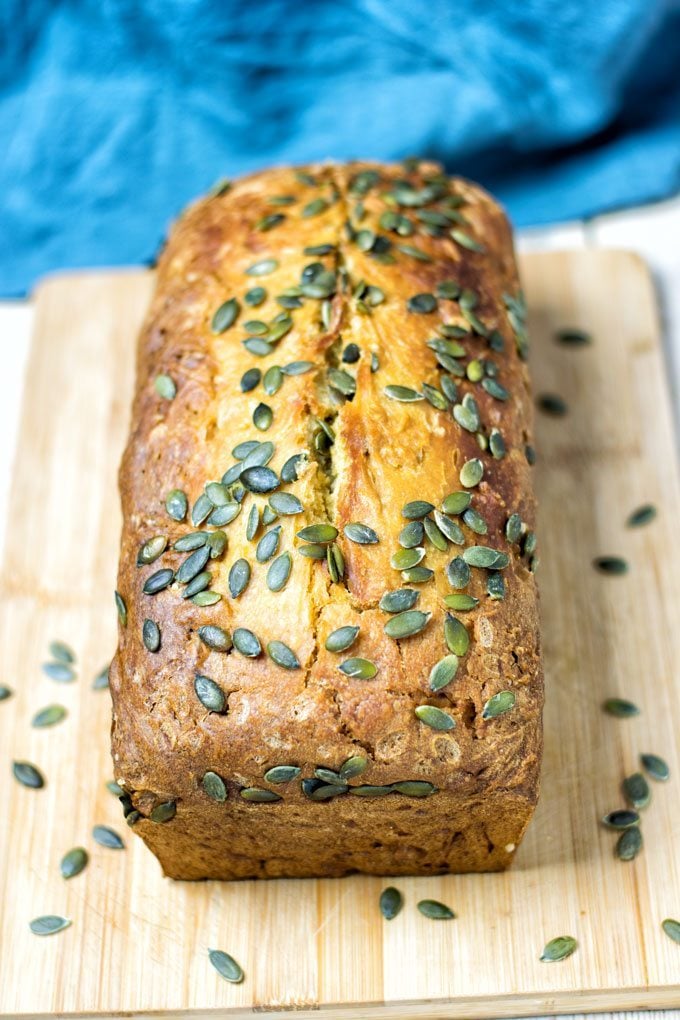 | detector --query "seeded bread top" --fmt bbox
[110,159,542,808]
